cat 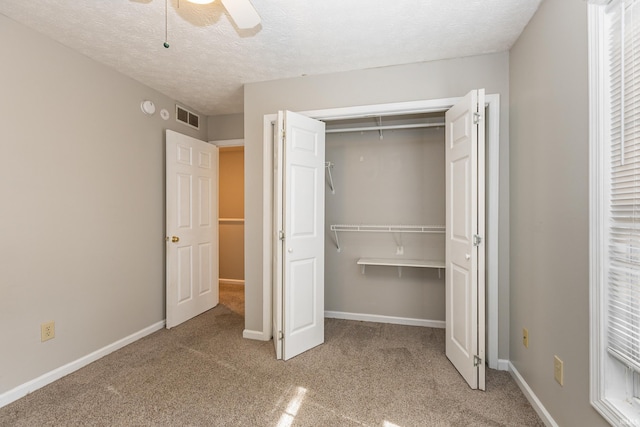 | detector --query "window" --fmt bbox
[590,1,640,425]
